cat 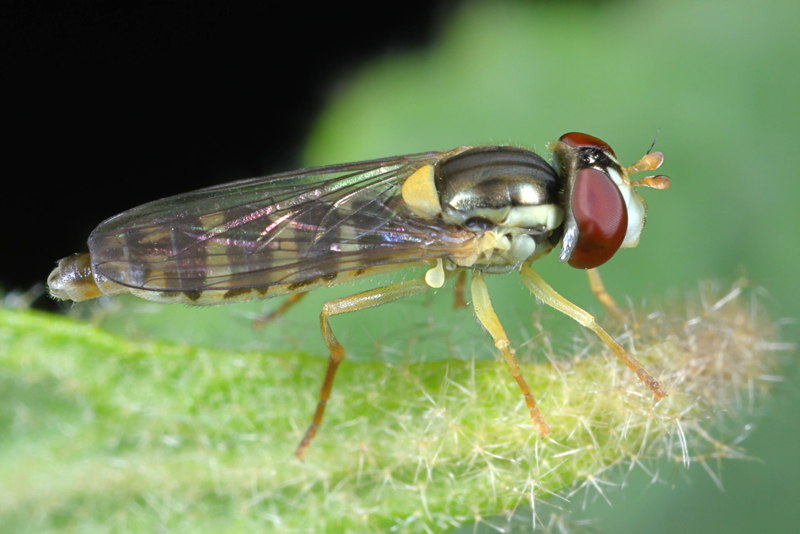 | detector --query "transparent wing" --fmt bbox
[88,150,475,293]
